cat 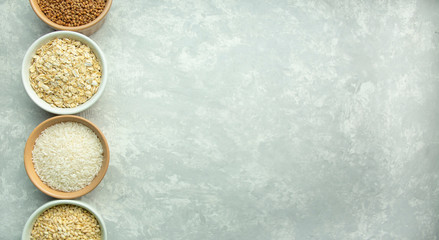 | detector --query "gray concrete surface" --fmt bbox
[1,0,439,239]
